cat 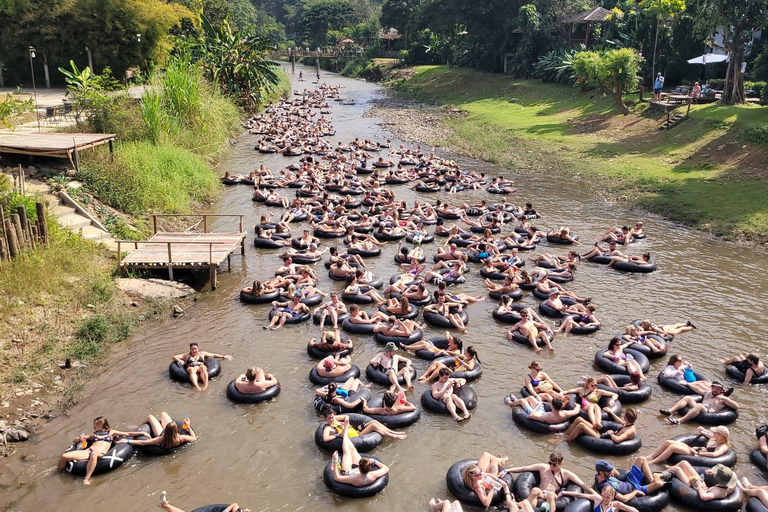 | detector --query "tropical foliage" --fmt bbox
[195,16,281,110]
[573,48,642,114]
